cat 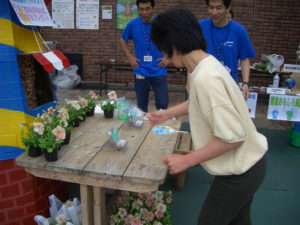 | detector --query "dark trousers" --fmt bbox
[134,75,169,112]
[198,155,267,225]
